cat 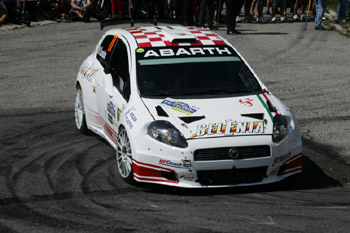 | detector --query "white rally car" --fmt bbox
[74,25,302,188]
